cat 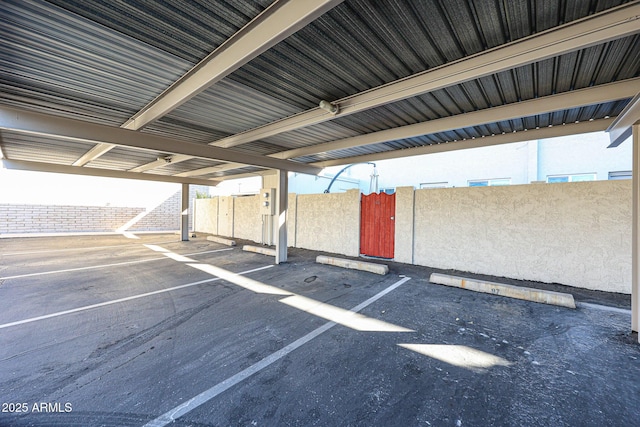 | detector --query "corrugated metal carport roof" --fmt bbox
[0,0,639,184]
